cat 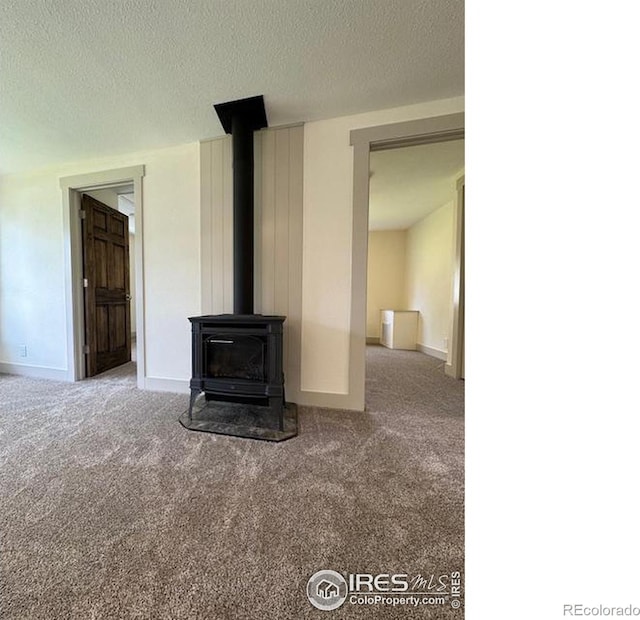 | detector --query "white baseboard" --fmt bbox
[144,377,190,394]
[0,362,68,381]
[0,363,191,394]
[366,337,380,344]
[296,389,364,411]
[417,344,448,361]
